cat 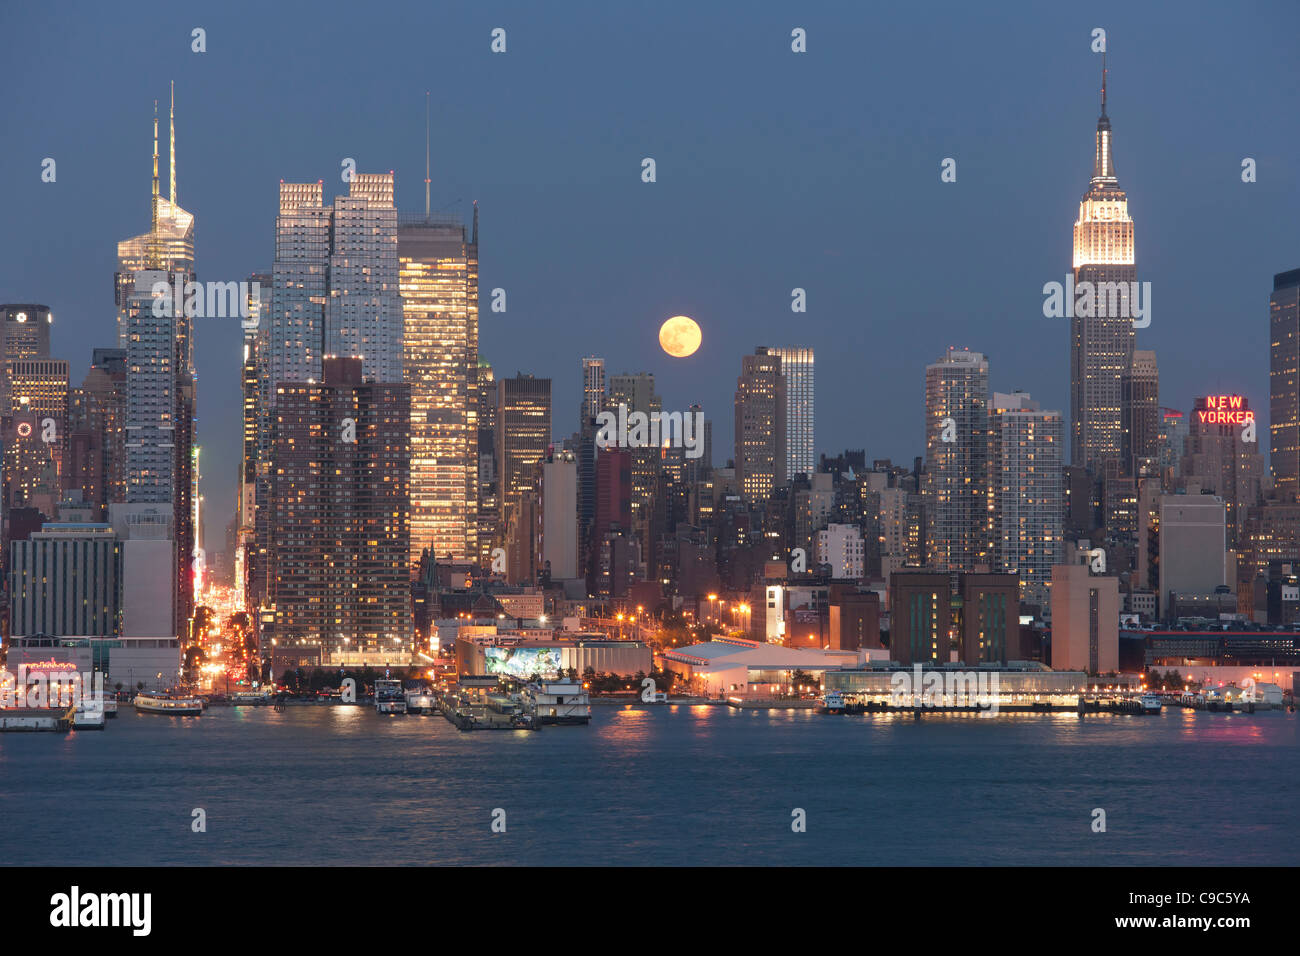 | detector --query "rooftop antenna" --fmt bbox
[169,80,177,205]
[424,91,431,220]
[1101,51,1108,117]
[472,199,478,246]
